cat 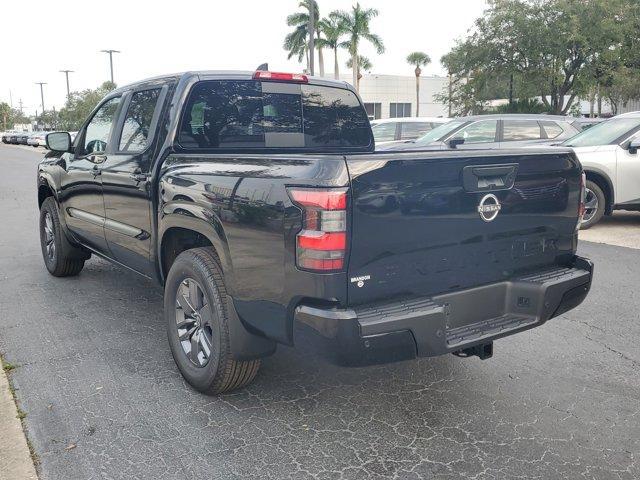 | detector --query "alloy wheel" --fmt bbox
[582,187,598,224]
[175,278,214,367]
[43,212,56,261]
